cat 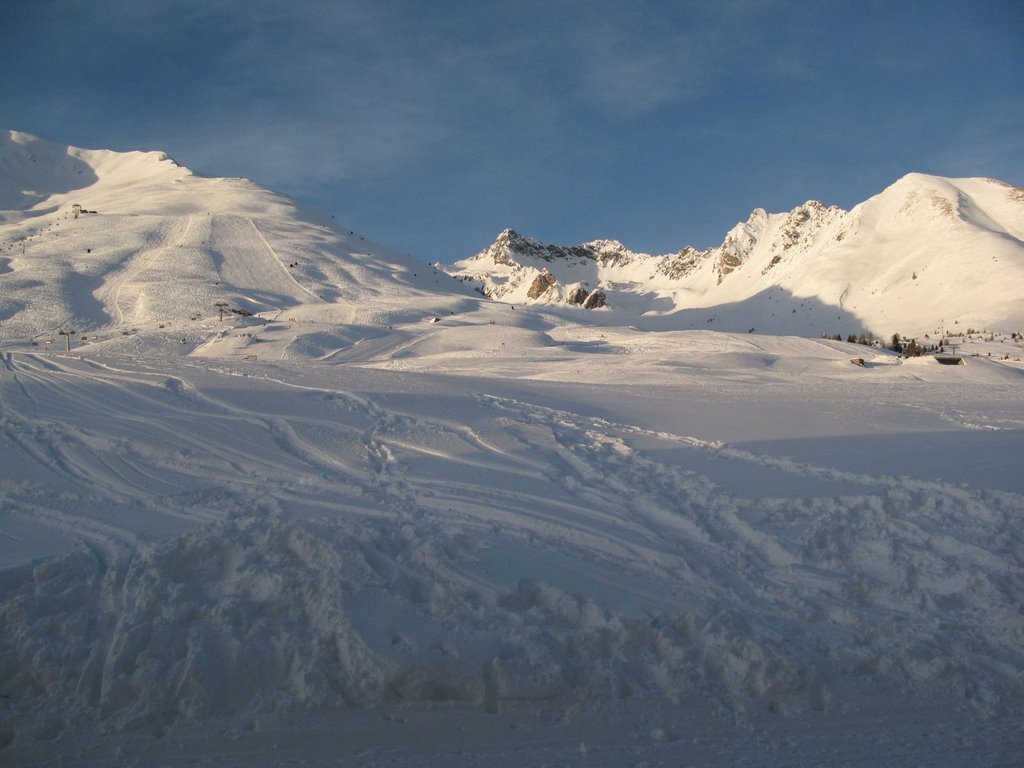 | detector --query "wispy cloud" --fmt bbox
[86,1,804,176]
[542,0,791,116]
[7,0,807,185]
